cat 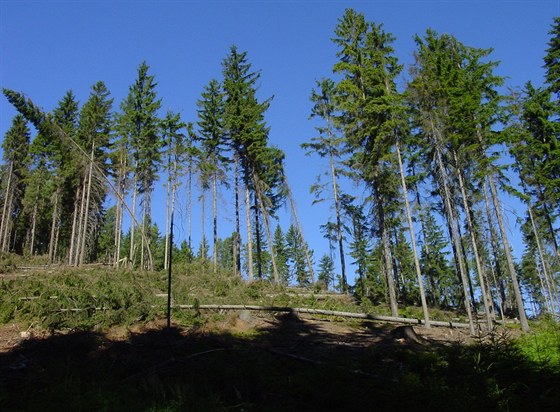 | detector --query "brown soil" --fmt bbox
[0,311,478,356]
